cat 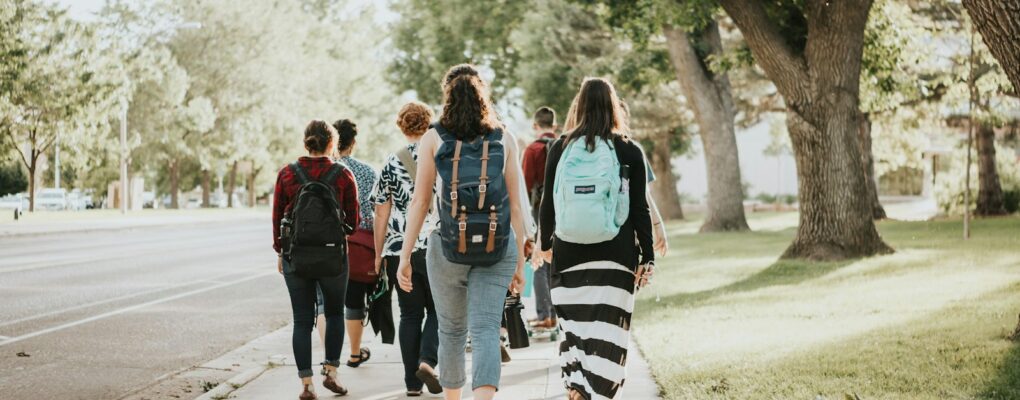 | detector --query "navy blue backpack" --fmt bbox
[434,124,511,266]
